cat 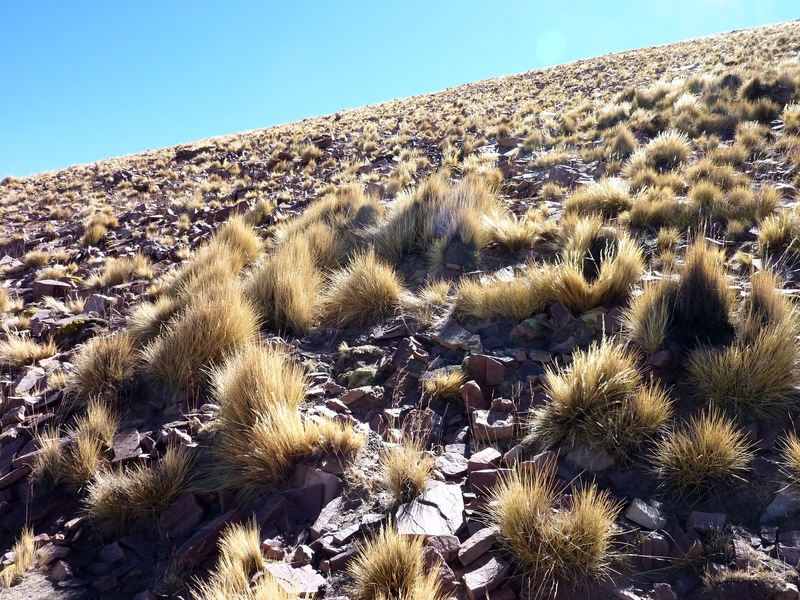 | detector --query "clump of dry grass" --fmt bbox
[652,409,753,499]
[245,238,323,334]
[0,527,36,588]
[526,340,672,461]
[144,284,259,395]
[85,253,153,288]
[0,287,8,313]
[758,207,800,259]
[638,130,692,173]
[127,296,180,343]
[82,209,118,246]
[23,250,50,269]
[213,215,264,265]
[71,333,138,401]
[453,271,546,320]
[488,467,620,598]
[0,334,57,369]
[348,526,445,600]
[779,431,800,490]
[623,278,676,354]
[322,250,404,327]
[564,178,632,217]
[423,368,466,400]
[378,439,434,505]
[86,446,193,534]
[191,520,295,600]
